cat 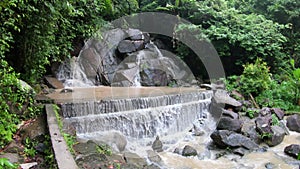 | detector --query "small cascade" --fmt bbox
[56,56,94,87]
[61,90,213,139]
